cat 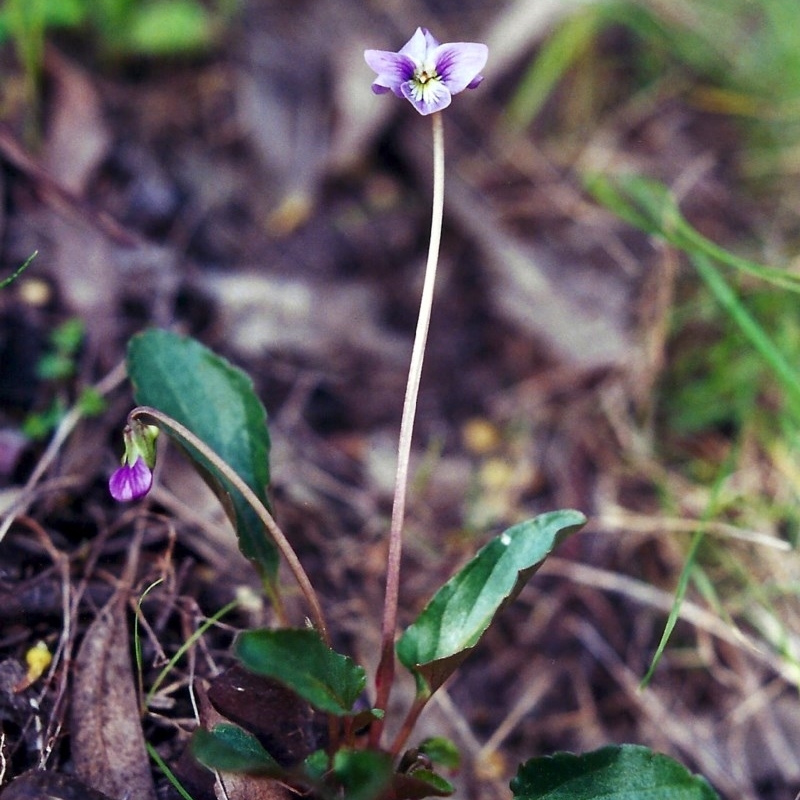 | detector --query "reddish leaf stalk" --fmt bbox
[371,112,445,746]
[128,405,330,645]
